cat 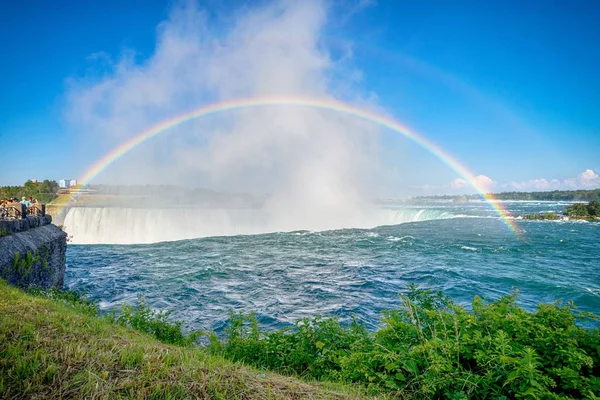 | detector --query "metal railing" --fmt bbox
[0,204,46,220]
